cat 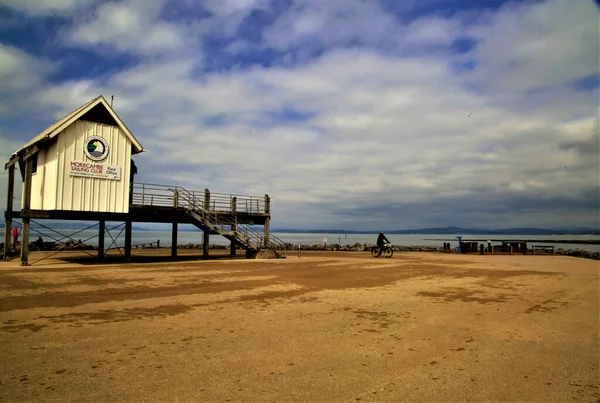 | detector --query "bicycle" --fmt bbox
[371,243,394,258]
